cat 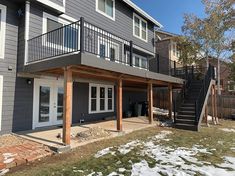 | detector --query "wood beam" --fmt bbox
[63,67,72,145]
[148,82,153,124]
[116,79,123,131]
[168,84,173,119]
